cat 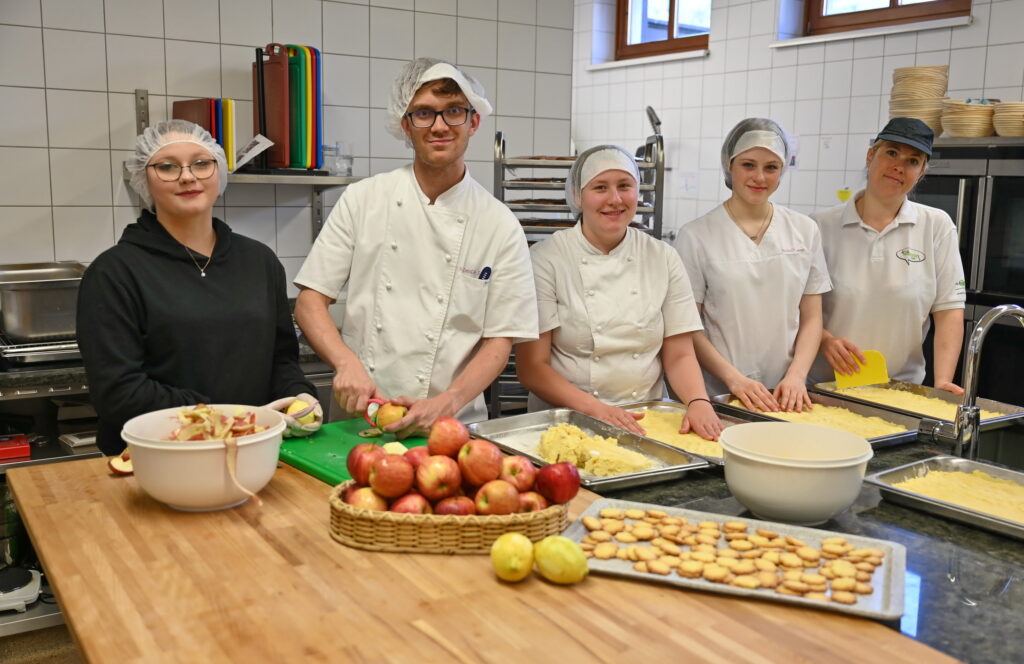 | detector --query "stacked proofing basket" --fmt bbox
[942,99,995,137]
[993,102,1024,137]
[888,66,948,135]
